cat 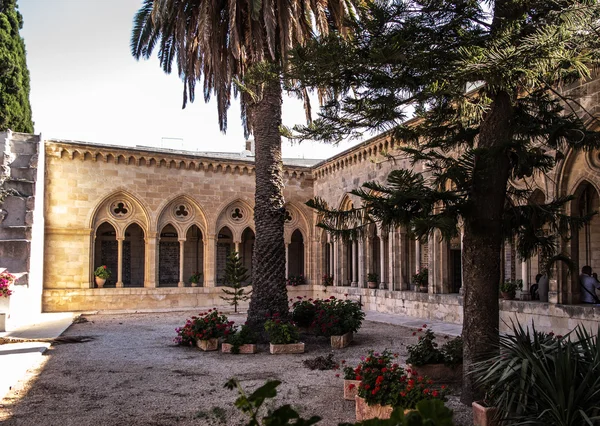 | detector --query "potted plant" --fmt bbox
[174,309,233,351]
[355,349,448,421]
[341,360,362,400]
[264,314,304,354]
[413,269,429,292]
[94,265,111,288]
[222,324,258,354]
[367,272,379,289]
[0,269,14,332]
[499,279,522,300]
[291,297,317,331]
[287,274,306,286]
[406,326,463,385]
[322,274,334,287]
[189,271,203,287]
[311,296,365,348]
